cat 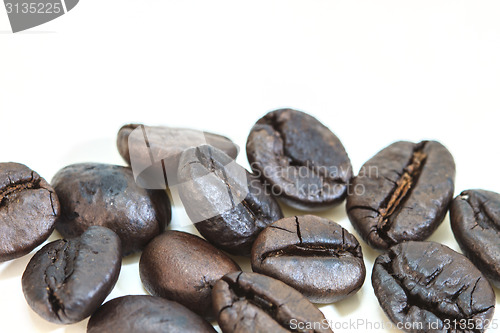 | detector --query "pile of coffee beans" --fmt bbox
[0,108,497,332]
